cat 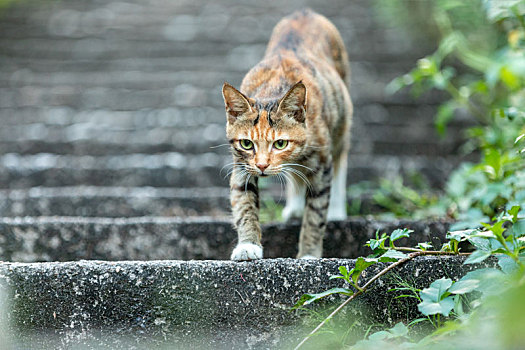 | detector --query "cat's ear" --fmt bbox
[222,82,253,124]
[277,81,307,123]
